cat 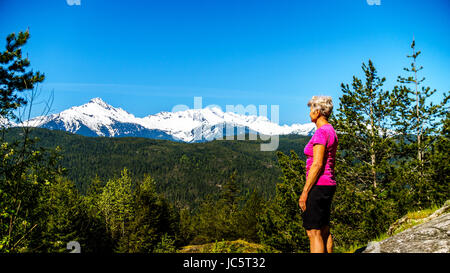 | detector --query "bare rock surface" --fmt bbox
[363,203,450,253]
